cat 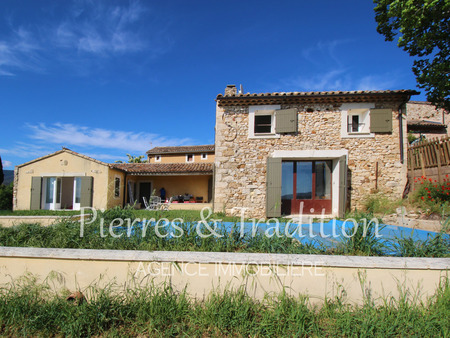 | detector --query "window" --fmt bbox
[201,153,208,160]
[248,105,280,138]
[254,115,273,134]
[75,177,81,203]
[341,104,374,138]
[114,177,120,198]
[186,154,194,162]
[348,114,363,133]
[155,155,161,162]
